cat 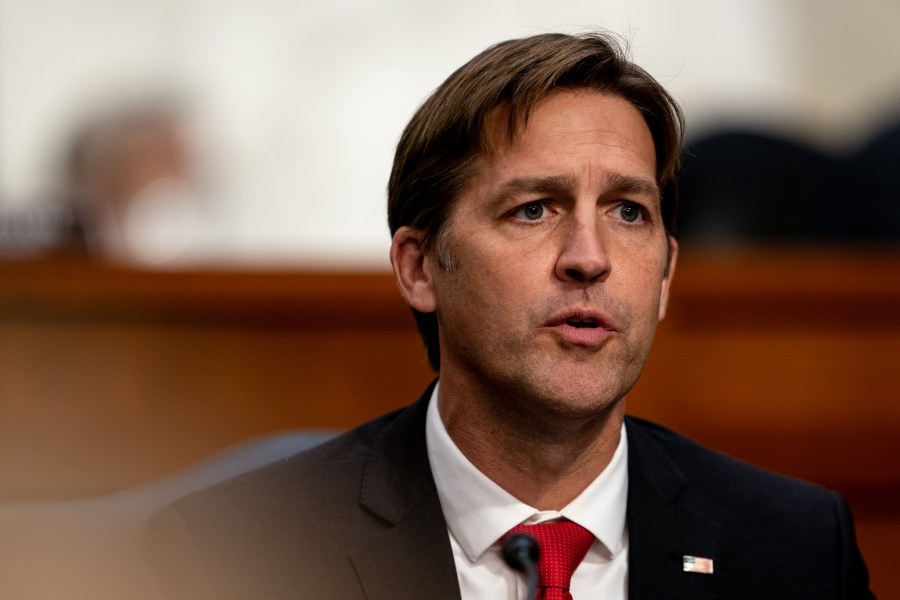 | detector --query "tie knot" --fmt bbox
[504,521,594,592]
